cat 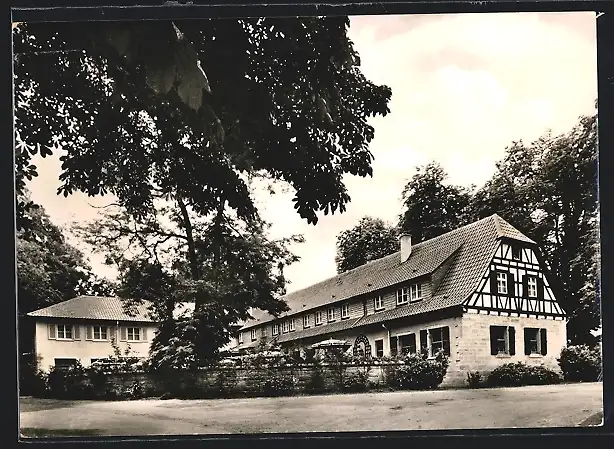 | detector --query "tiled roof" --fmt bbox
[275,317,362,343]
[27,296,155,322]
[242,214,532,332]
